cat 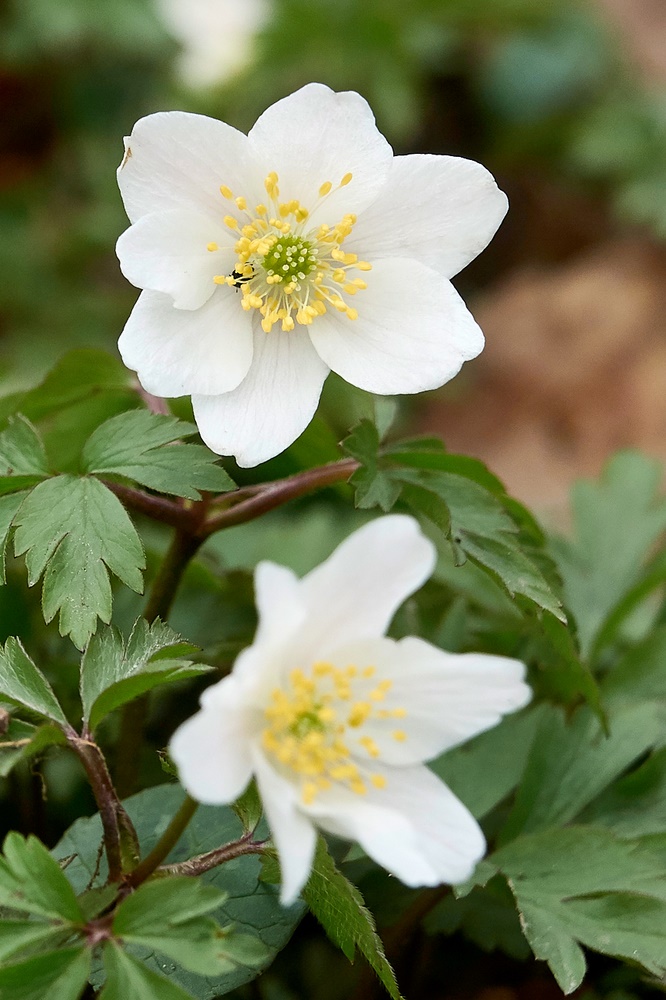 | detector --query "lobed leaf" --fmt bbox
[491,827,666,992]
[82,410,235,499]
[80,619,207,730]
[0,832,83,922]
[0,638,67,725]
[0,416,49,496]
[100,945,195,1000]
[13,476,145,649]
[0,719,66,778]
